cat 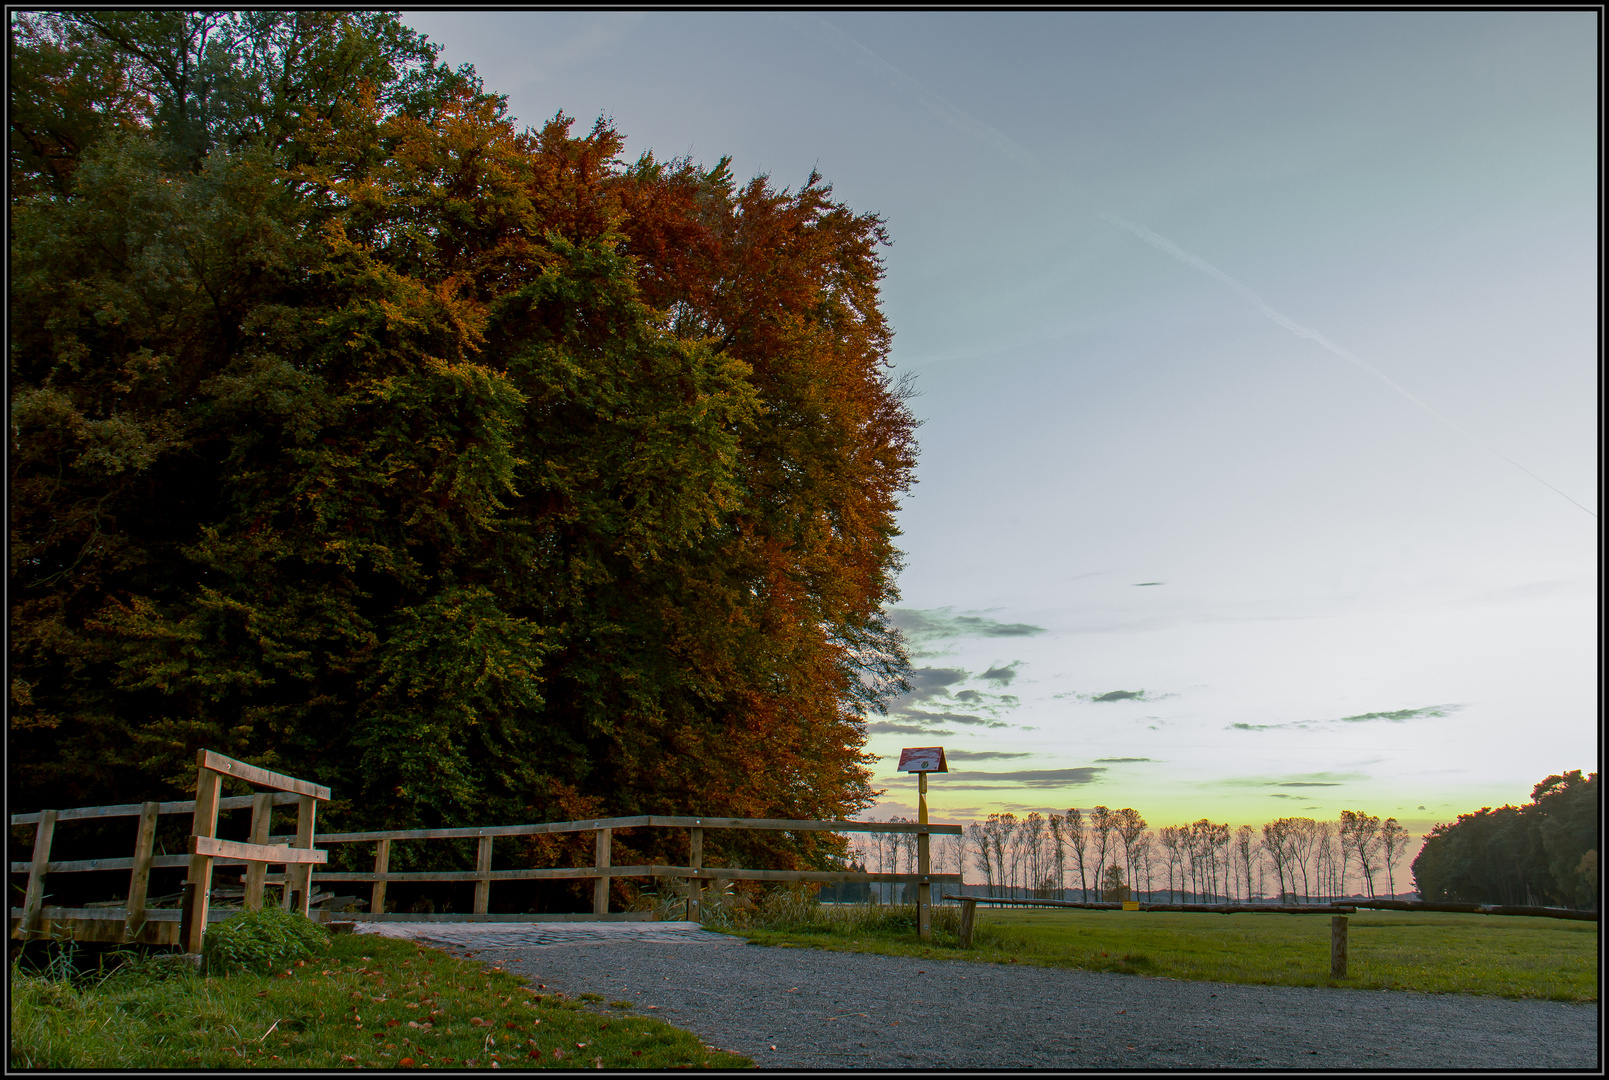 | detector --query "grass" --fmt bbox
[724,898,1598,1002]
[10,929,754,1069]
